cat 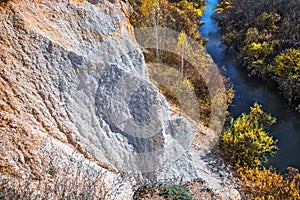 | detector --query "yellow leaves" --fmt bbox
[141,0,159,17]
[273,48,300,82]
[175,0,204,17]
[220,103,277,168]
[182,78,194,91]
[237,167,300,199]
[177,31,190,50]
[216,0,232,11]
[246,42,274,59]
